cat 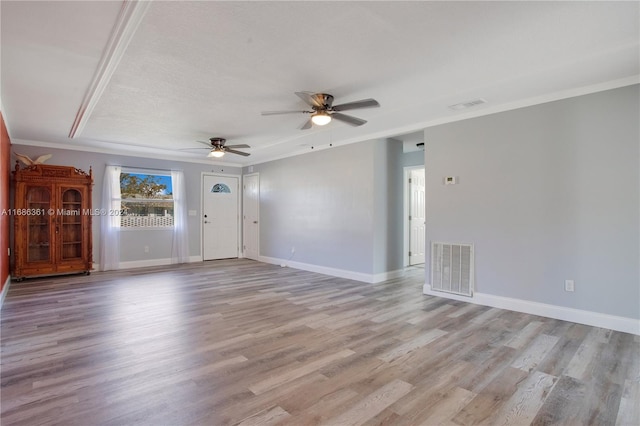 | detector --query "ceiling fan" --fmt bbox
[193,138,250,158]
[262,92,380,130]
